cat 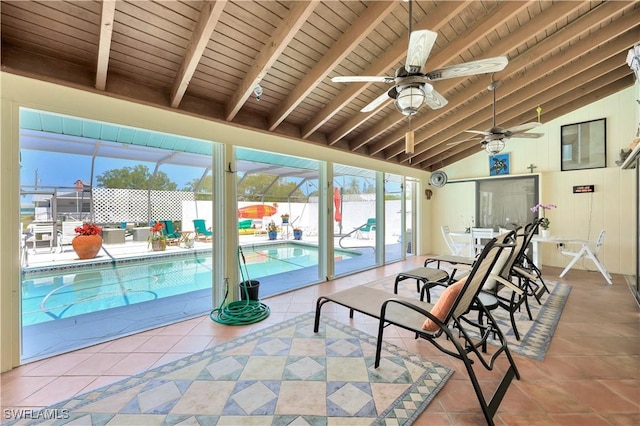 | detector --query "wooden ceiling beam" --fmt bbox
[373,0,583,158]
[409,27,640,166]
[95,0,116,91]
[314,1,472,143]
[348,0,531,152]
[419,57,630,168]
[436,76,635,169]
[430,73,630,168]
[426,70,633,169]
[267,1,396,131]
[225,1,318,121]
[170,0,227,109]
[390,1,635,164]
